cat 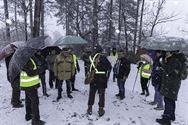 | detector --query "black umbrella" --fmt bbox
[8,47,37,83]
[41,46,61,57]
[26,36,49,49]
